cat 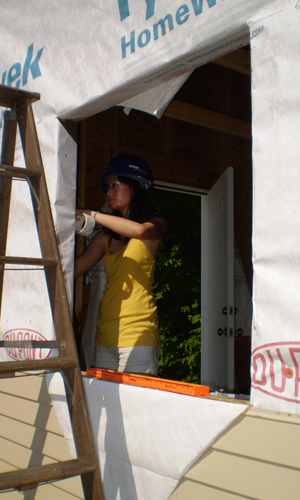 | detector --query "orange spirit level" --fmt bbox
[86,367,210,396]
